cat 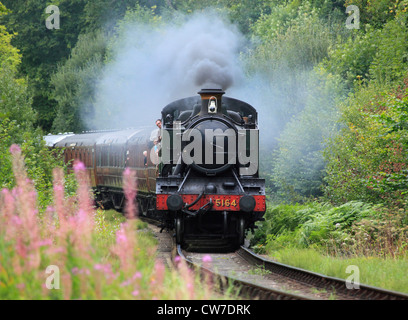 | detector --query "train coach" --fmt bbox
[45,88,266,249]
[45,128,158,215]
